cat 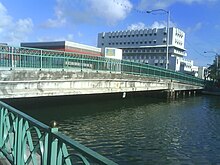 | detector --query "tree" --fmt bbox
[207,58,220,83]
